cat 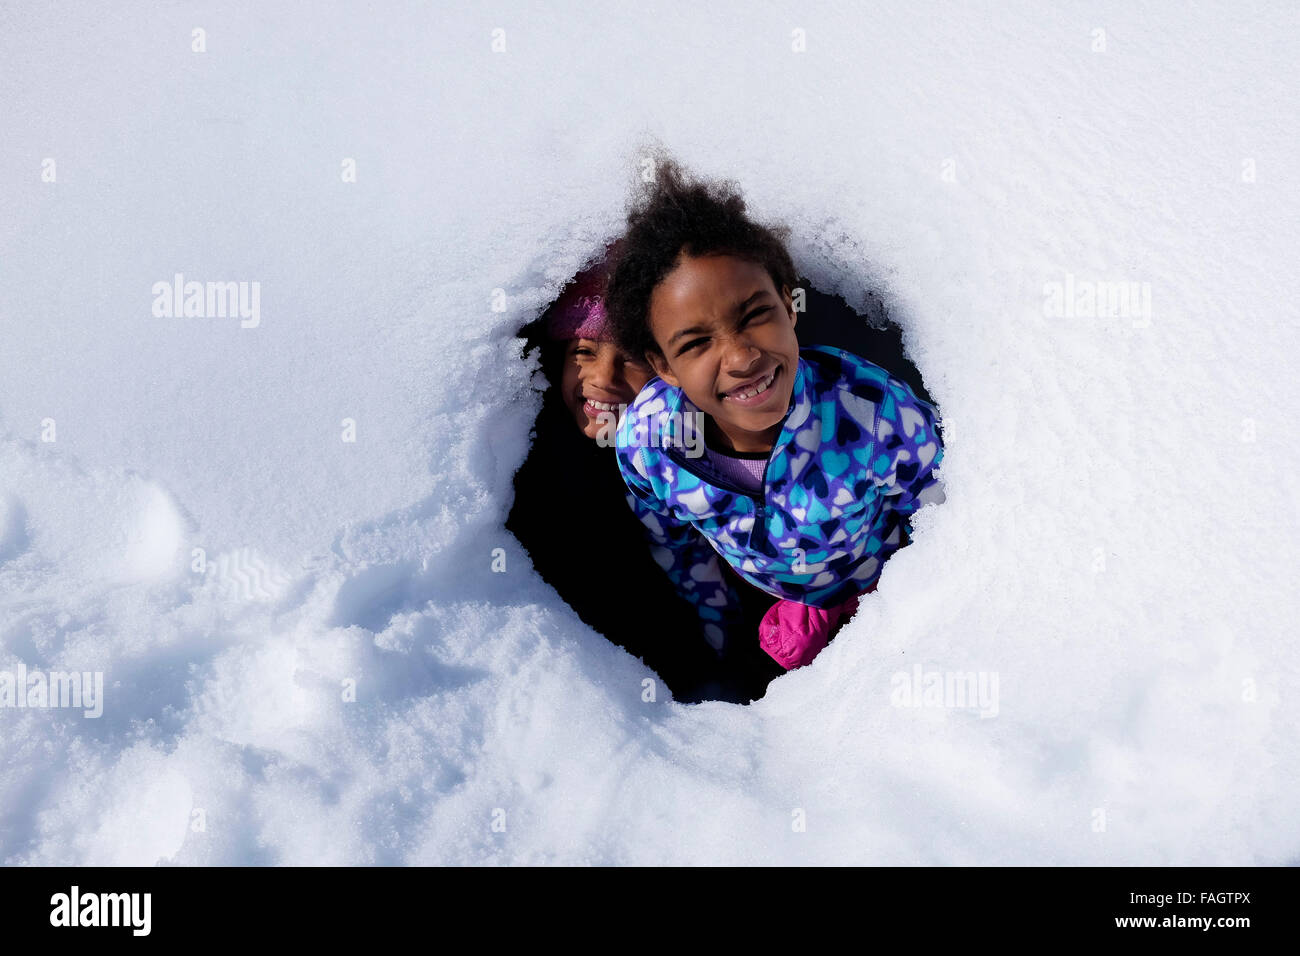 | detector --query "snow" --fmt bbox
[2,0,1298,864]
